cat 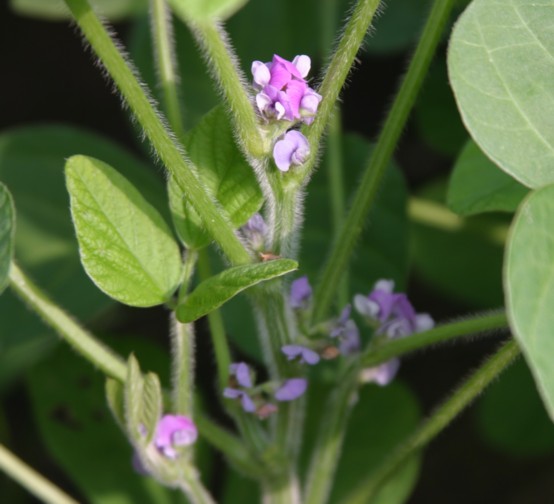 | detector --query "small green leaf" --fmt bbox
[168,106,263,250]
[506,184,554,421]
[124,355,146,443]
[0,183,15,295]
[448,140,529,216]
[106,377,126,429]
[177,259,298,323]
[167,0,248,22]
[10,0,147,21]
[142,373,163,444]
[448,0,554,188]
[66,155,182,307]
